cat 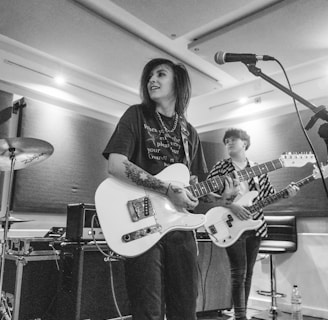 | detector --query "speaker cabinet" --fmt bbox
[57,243,130,320]
[196,241,232,313]
[2,254,60,320]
